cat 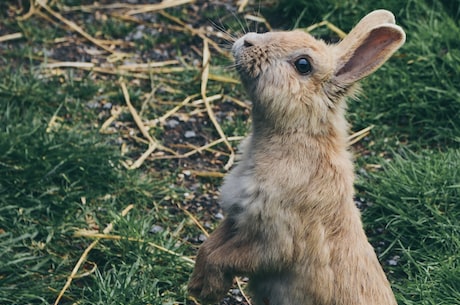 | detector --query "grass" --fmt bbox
[1,0,459,304]
[359,149,460,304]
[0,68,193,304]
